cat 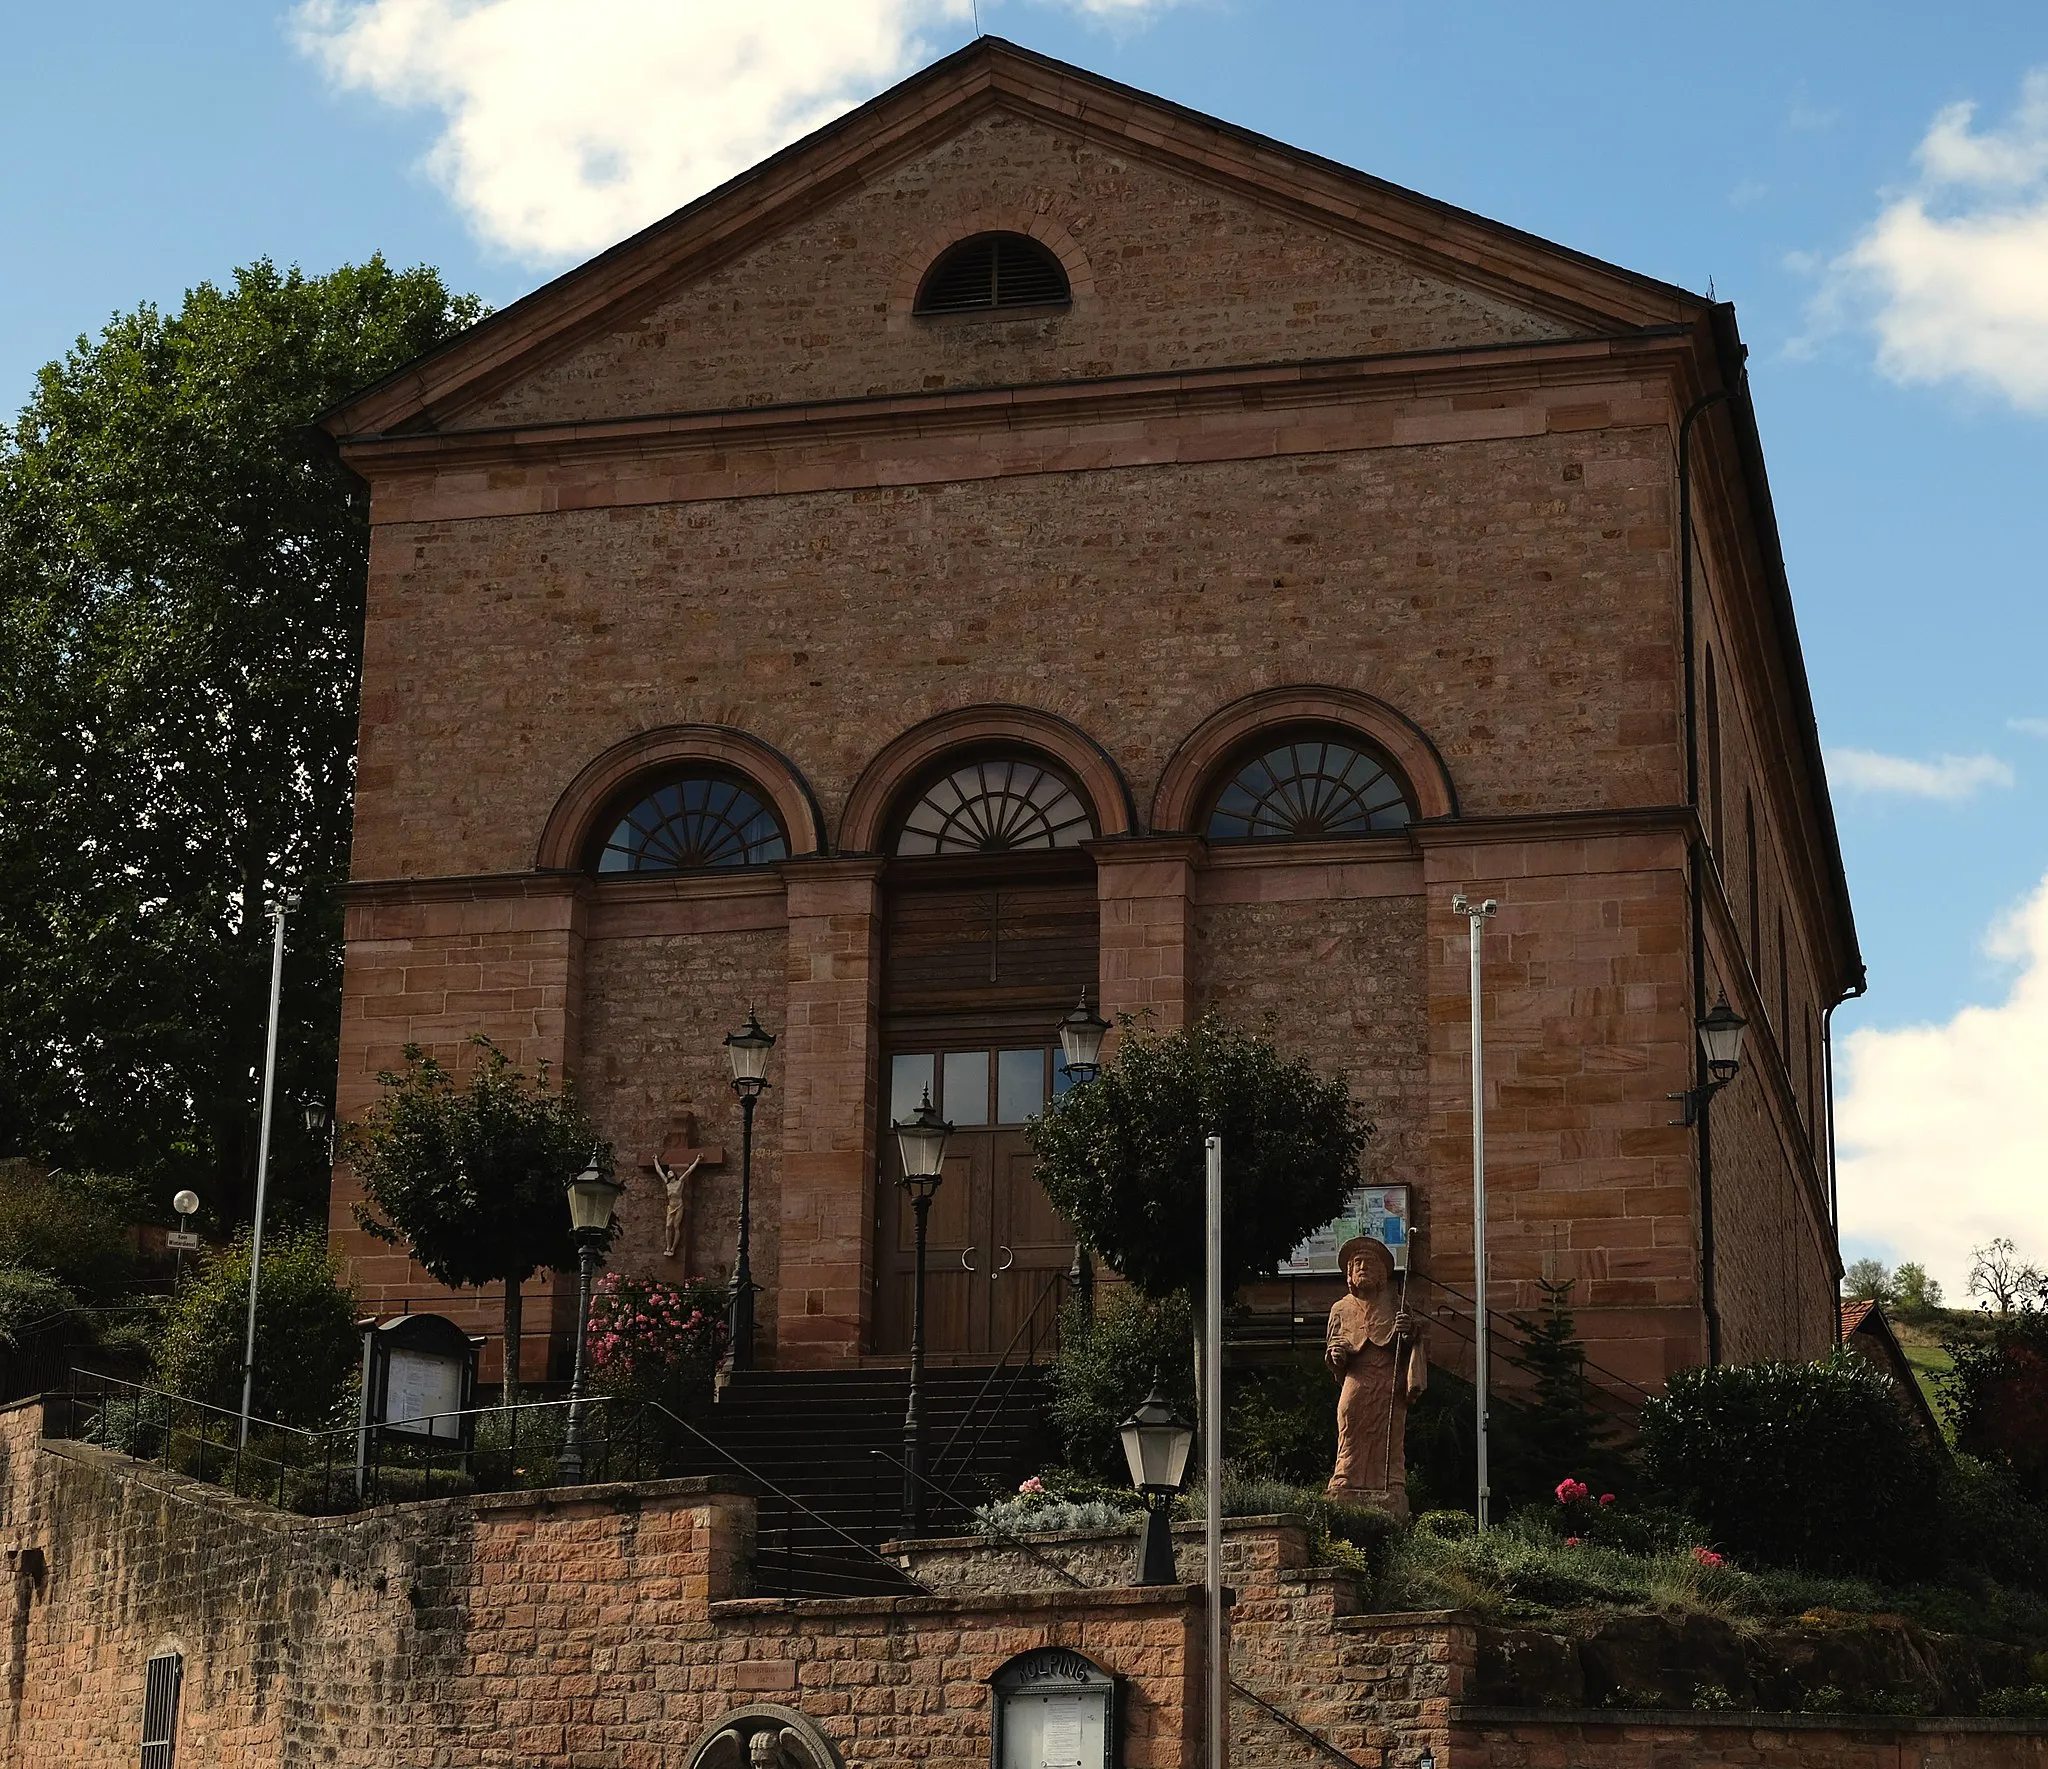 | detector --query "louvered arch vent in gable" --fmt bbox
[913,232,1071,315]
